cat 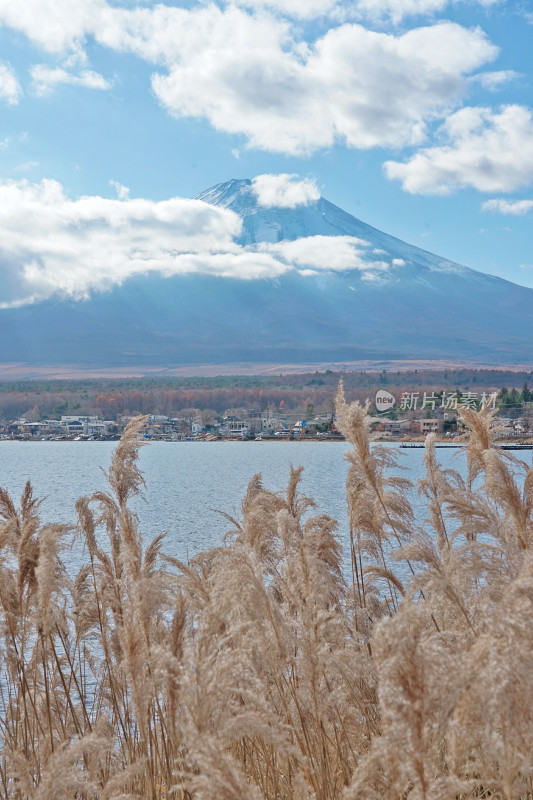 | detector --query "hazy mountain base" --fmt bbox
[2,269,533,368]
[1,391,532,798]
